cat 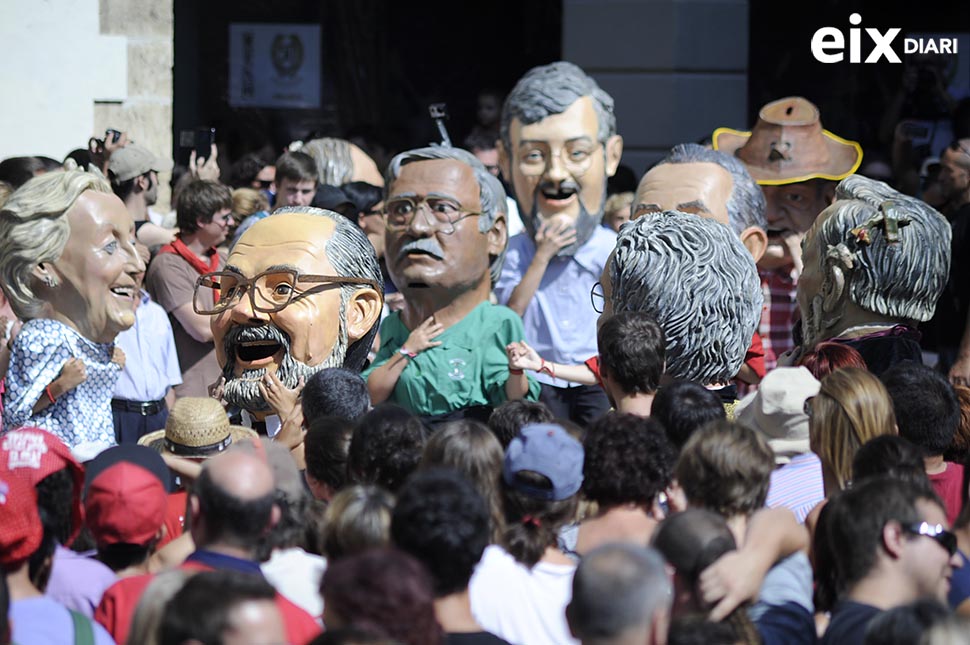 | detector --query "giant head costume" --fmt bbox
[199,207,383,414]
[0,169,143,342]
[499,61,623,254]
[797,174,951,349]
[383,146,508,299]
[604,211,763,385]
[302,137,384,187]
